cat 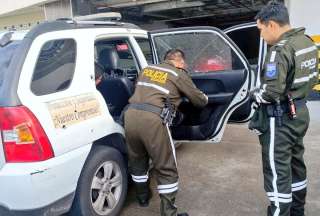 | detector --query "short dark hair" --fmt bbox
[255,1,290,26]
[164,49,185,61]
